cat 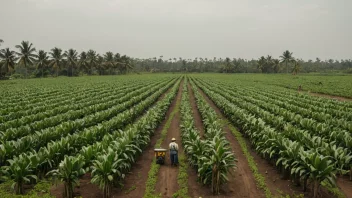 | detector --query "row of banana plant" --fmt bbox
[0,77,160,114]
[199,78,352,121]
[0,79,173,142]
[0,78,177,166]
[0,79,149,123]
[0,78,181,196]
[180,78,236,195]
[0,80,151,128]
[206,79,352,125]
[193,78,349,198]
[48,78,181,198]
[197,79,352,167]
[198,79,352,150]
[0,79,174,165]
